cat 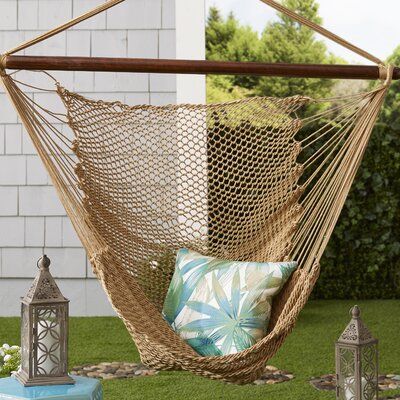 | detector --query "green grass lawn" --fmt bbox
[1,300,399,399]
